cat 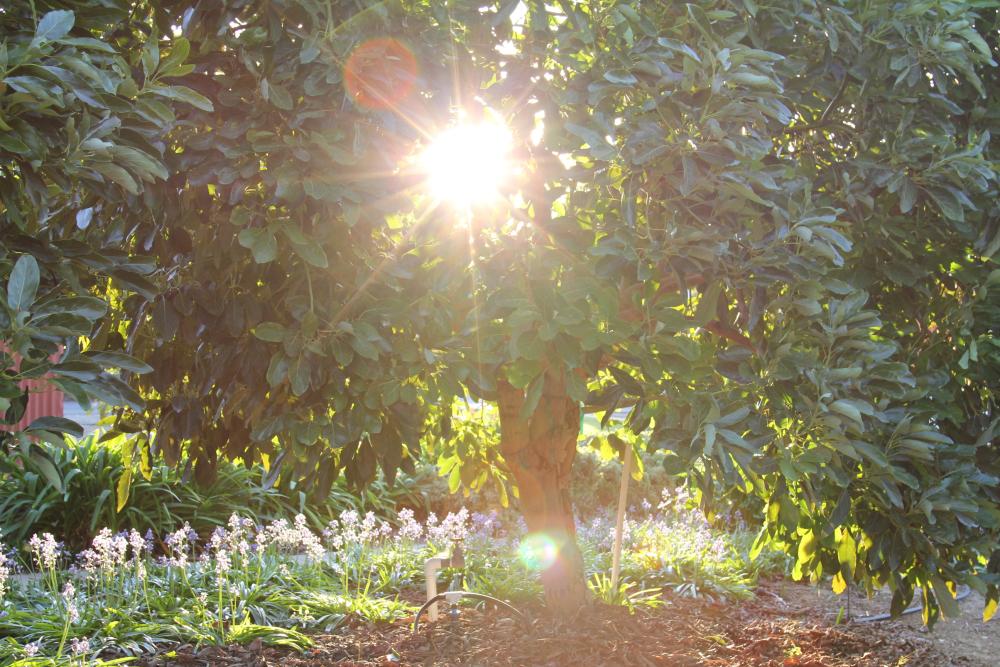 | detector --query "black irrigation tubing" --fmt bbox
[412,592,525,633]
[852,585,972,623]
